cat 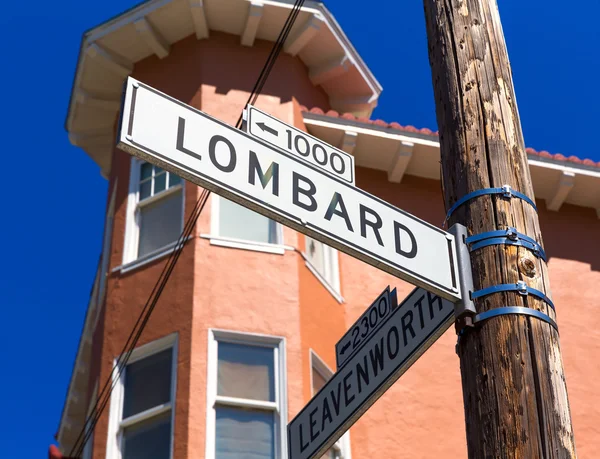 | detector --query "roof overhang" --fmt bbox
[302,109,600,217]
[65,0,382,177]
